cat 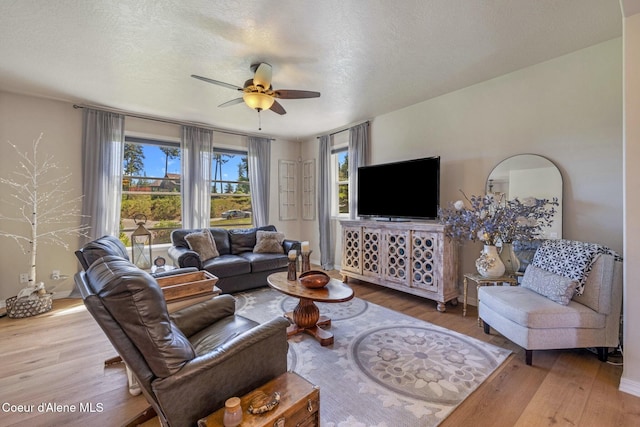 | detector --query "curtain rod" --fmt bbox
[316,120,370,139]
[72,104,275,141]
